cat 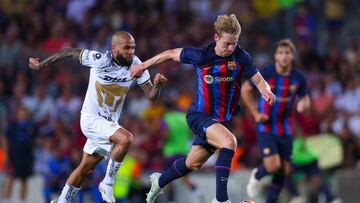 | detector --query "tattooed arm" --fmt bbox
[29,47,83,70]
[140,73,167,101]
